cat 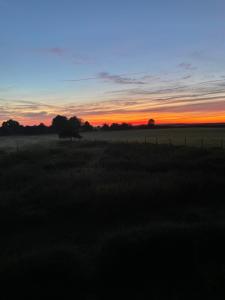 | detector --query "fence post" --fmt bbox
[221,140,223,149]
[169,138,172,146]
[144,136,147,144]
[184,136,187,146]
[155,136,158,145]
